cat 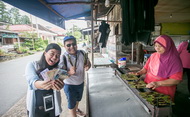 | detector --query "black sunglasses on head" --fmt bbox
[66,43,76,47]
